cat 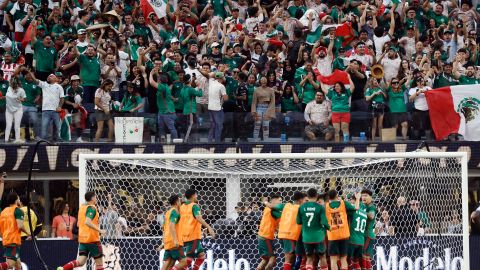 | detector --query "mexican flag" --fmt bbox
[315,69,350,86]
[425,85,480,141]
[140,0,167,20]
